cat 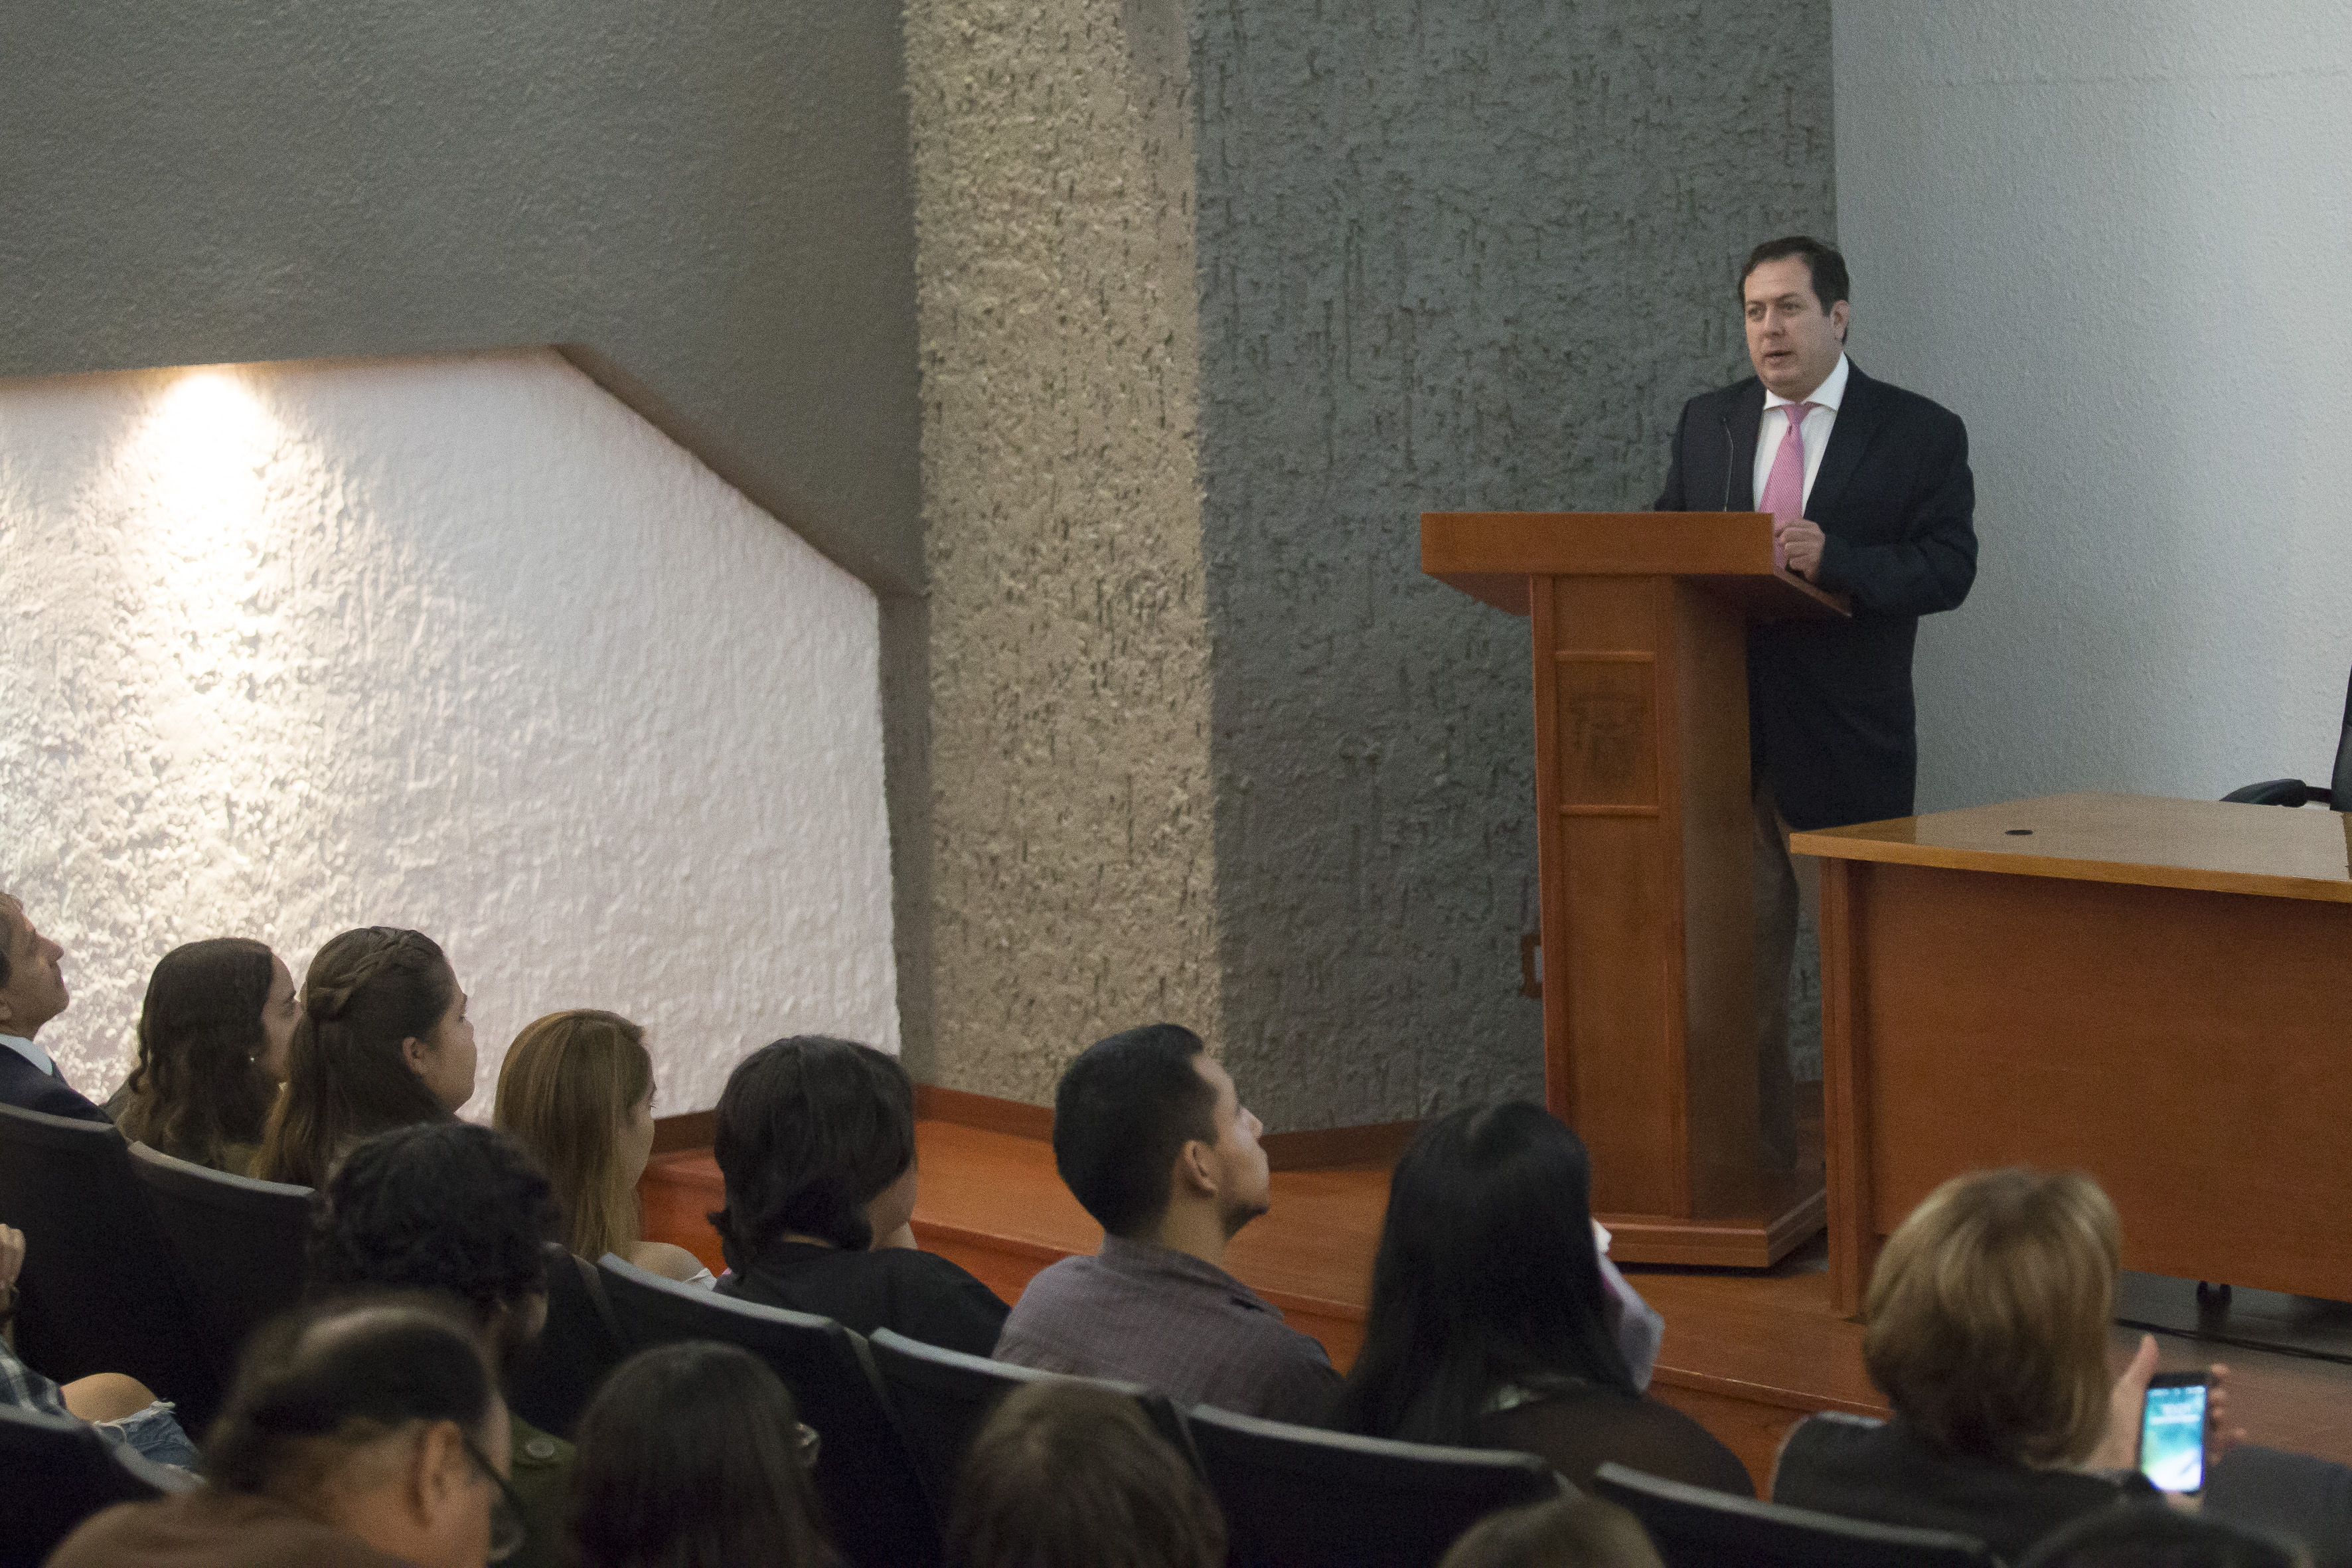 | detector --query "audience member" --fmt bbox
[1328,1101,1751,1493]
[709,1035,1008,1354]
[0,892,106,1122]
[48,1295,521,1568]
[1,1220,200,1470]
[1437,1493,1666,1568]
[112,937,298,1175]
[947,1378,1225,1568]
[565,1340,832,1568]
[2018,1504,2309,1568]
[1772,1167,2229,1561]
[994,1024,1336,1421]
[258,926,473,1186]
[308,1122,574,1568]
[493,1008,711,1284]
